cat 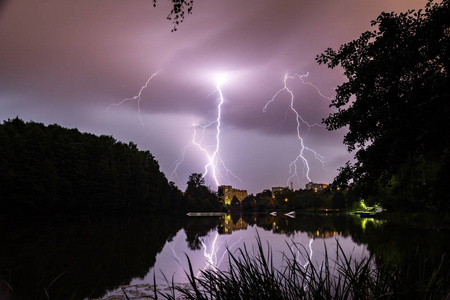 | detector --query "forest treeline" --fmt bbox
[0,118,192,216]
